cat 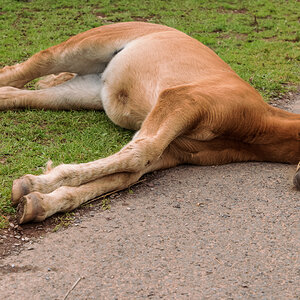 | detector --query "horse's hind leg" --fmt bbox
[0,74,103,111]
[0,28,122,88]
[0,38,114,89]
